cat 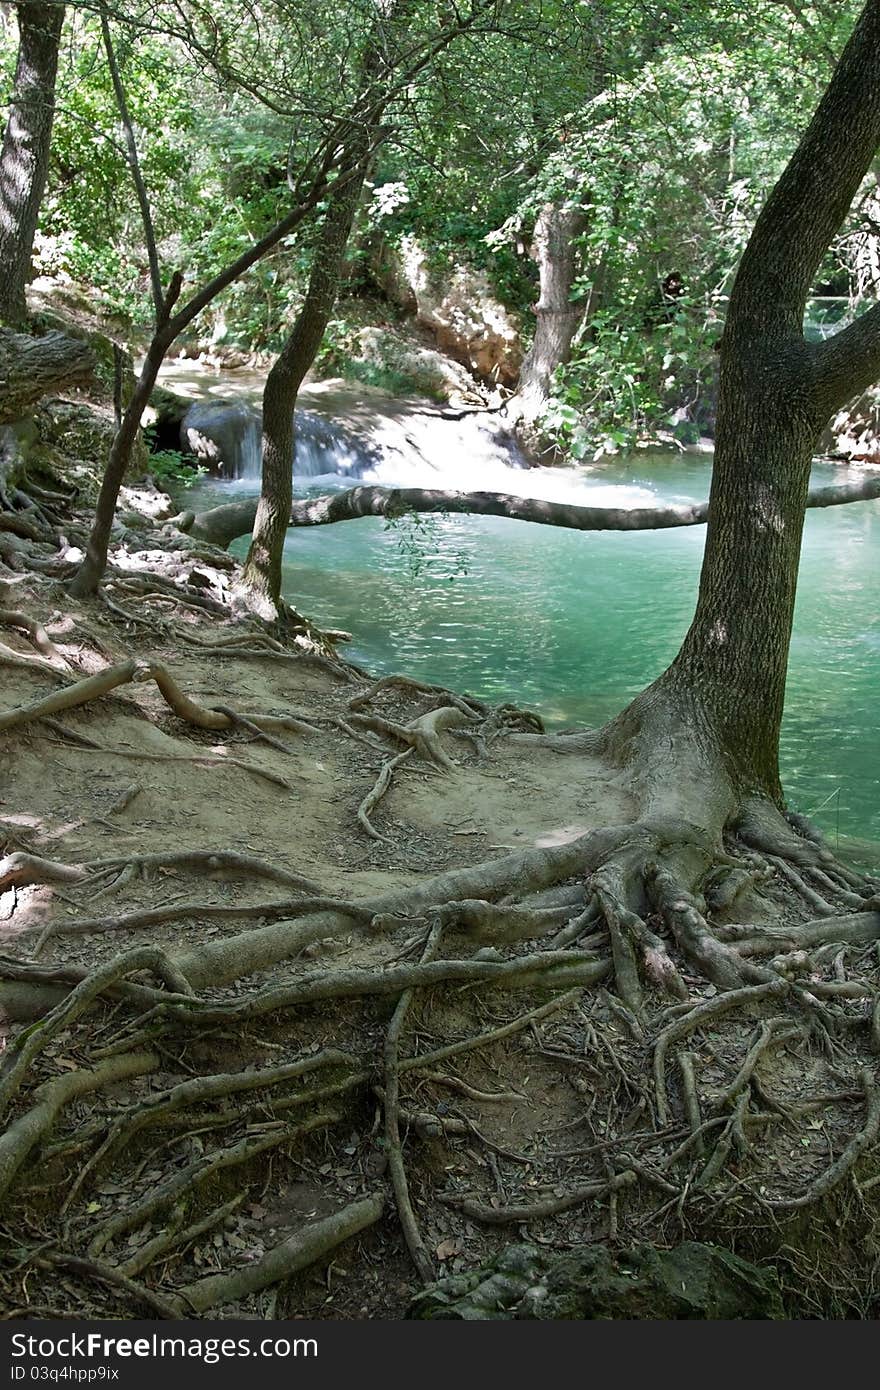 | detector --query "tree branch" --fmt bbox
[812,300,880,414]
[729,0,880,332]
[99,4,164,323]
[185,474,880,550]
